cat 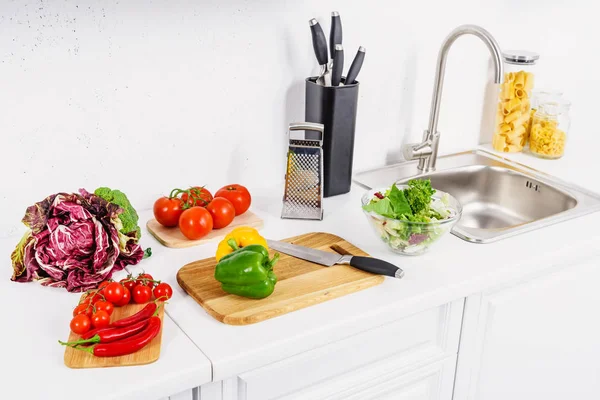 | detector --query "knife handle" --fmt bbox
[309,18,328,67]
[349,256,404,279]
